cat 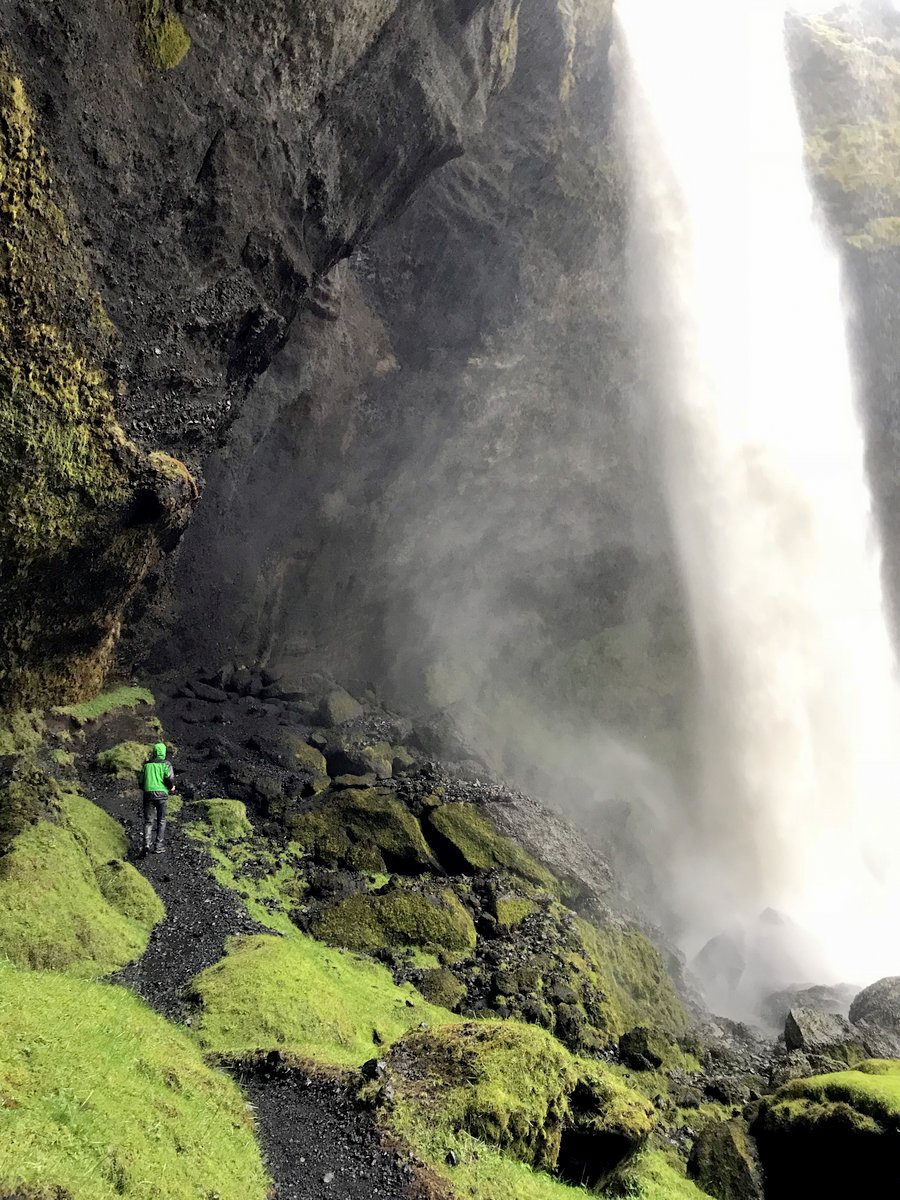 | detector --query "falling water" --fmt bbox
[615,0,900,993]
